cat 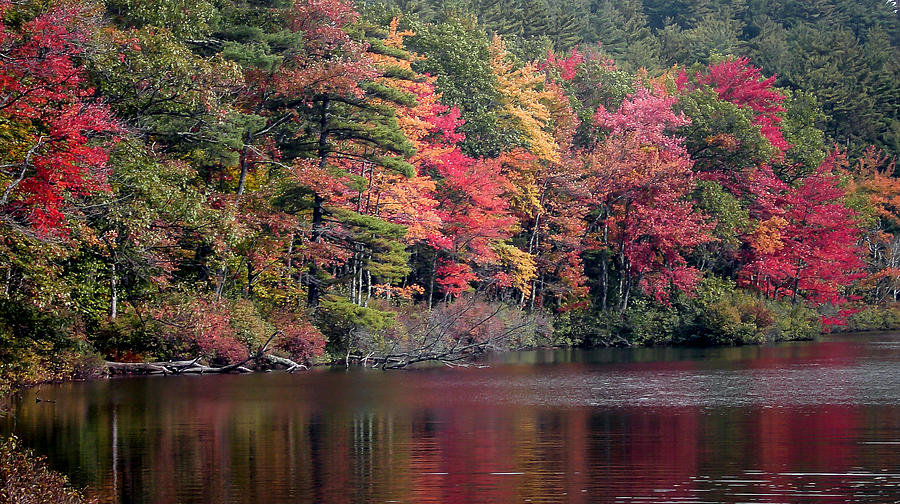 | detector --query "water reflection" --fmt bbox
[3,333,900,503]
